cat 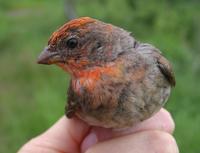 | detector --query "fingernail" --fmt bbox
[81,132,98,153]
